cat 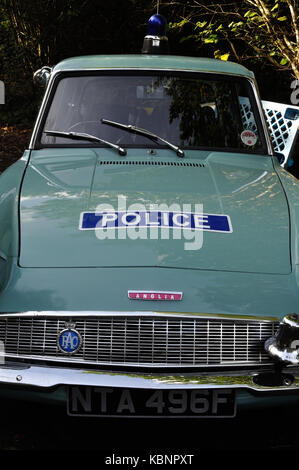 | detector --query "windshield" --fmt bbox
[40,72,266,153]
